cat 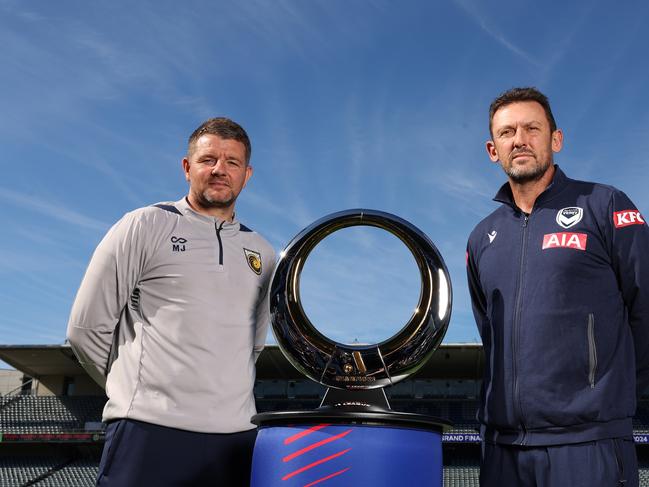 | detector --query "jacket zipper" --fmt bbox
[215,221,225,265]
[513,213,529,445]
[587,313,597,388]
